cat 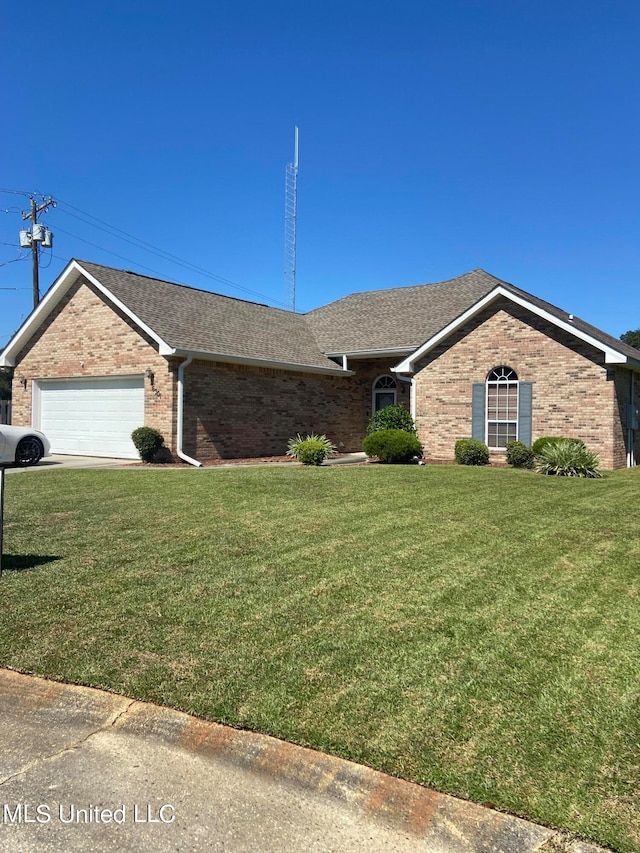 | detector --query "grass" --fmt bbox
[1,464,639,852]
